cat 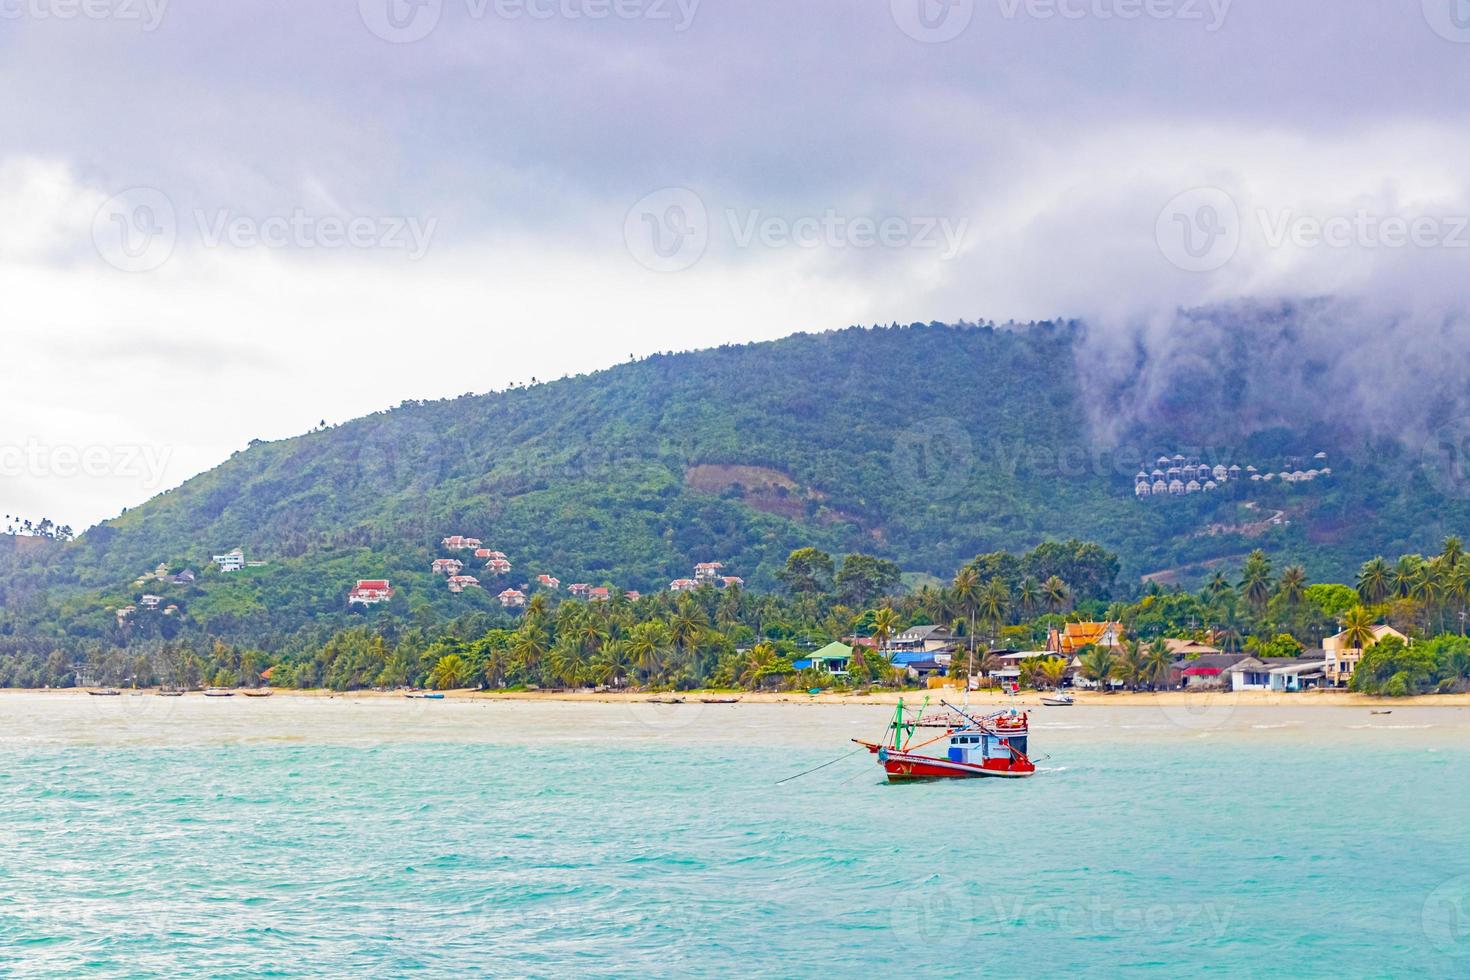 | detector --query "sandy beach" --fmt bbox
[15,686,1469,707]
